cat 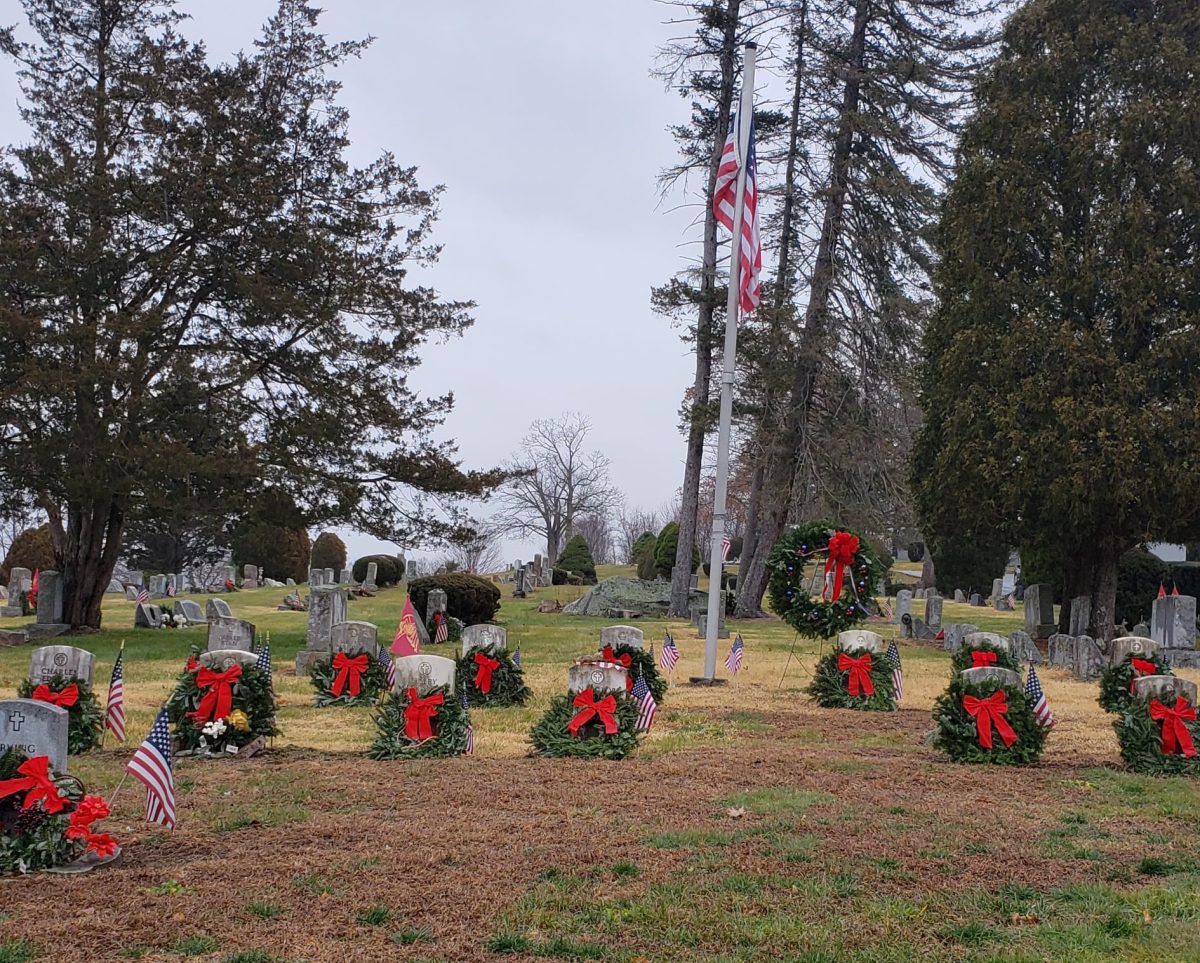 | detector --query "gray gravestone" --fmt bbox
[305,586,348,652]
[894,590,913,624]
[1007,630,1040,664]
[964,631,1009,652]
[175,600,205,624]
[568,659,628,695]
[339,568,352,585]
[323,568,335,587]
[995,597,1013,612]
[30,645,95,685]
[991,578,1004,606]
[1133,621,1151,639]
[35,570,64,625]
[149,574,167,598]
[206,617,256,652]
[461,623,507,653]
[363,562,378,589]
[1069,596,1091,636]
[425,589,448,626]
[953,589,966,603]
[942,623,979,652]
[166,573,178,595]
[514,566,528,597]
[9,567,32,592]
[0,699,69,773]
[134,602,163,628]
[1047,634,1076,669]
[106,578,124,594]
[960,666,1024,690]
[1074,635,1104,681]
[1131,674,1199,705]
[329,620,380,657]
[124,585,139,602]
[199,648,259,671]
[392,654,456,695]
[924,595,943,630]
[1151,595,1197,650]
[1109,636,1158,665]
[206,598,233,620]
[286,577,296,587]
[242,564,259,590]
[837,629,884,654]
[969,593,985,607]
[600,625,644,650]
[1024,584,1055,637]
[308,568,325,587]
